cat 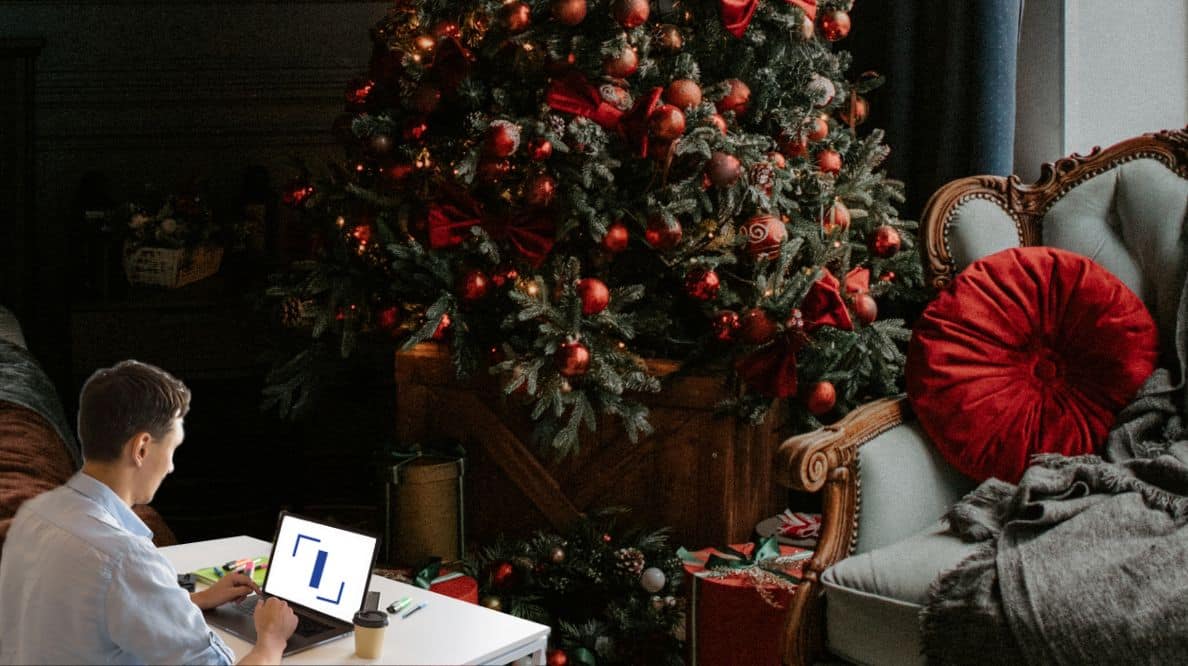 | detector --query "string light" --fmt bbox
[336,216,346,228]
